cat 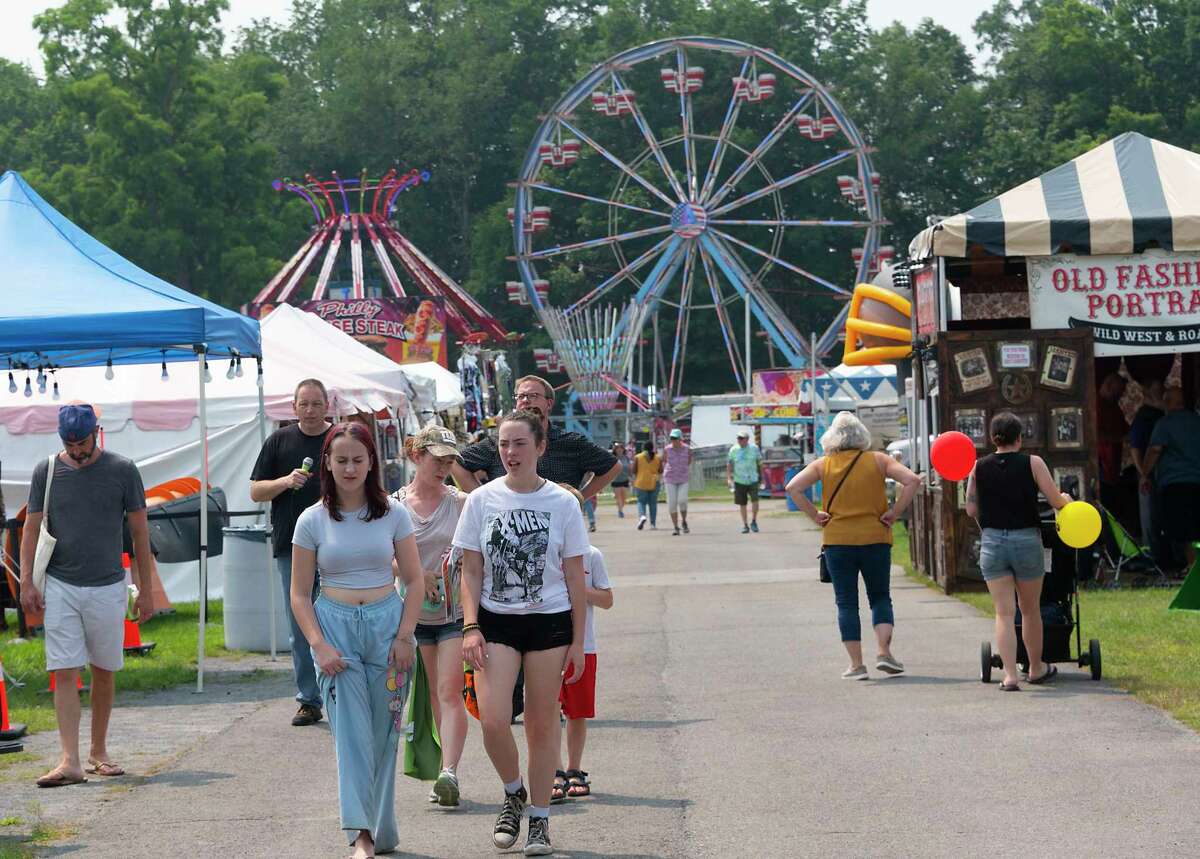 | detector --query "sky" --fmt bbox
[1,0,996,75]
